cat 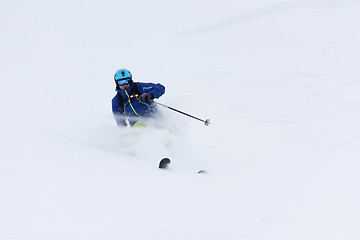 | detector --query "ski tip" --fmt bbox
[159,158,171,168]
[198,170,207,174]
